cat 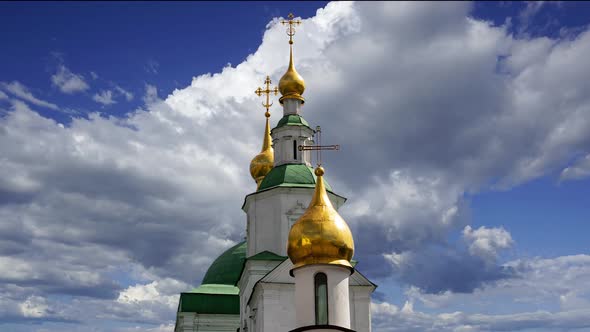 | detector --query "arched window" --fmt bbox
[314,272,328,325]
[293,140,298,160]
